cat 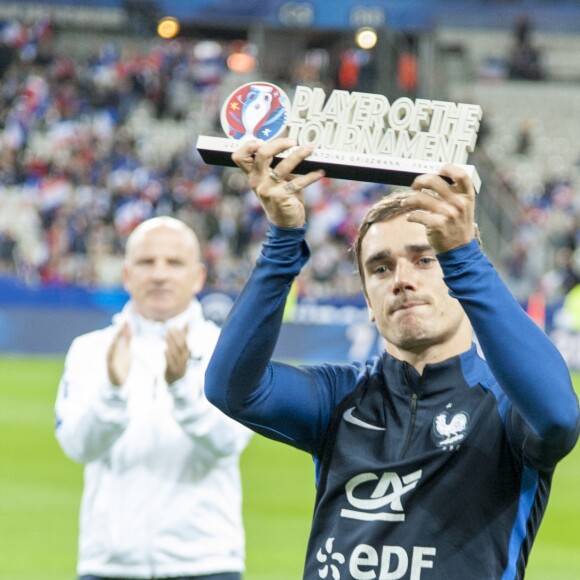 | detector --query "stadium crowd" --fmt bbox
[1,17,579,304]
